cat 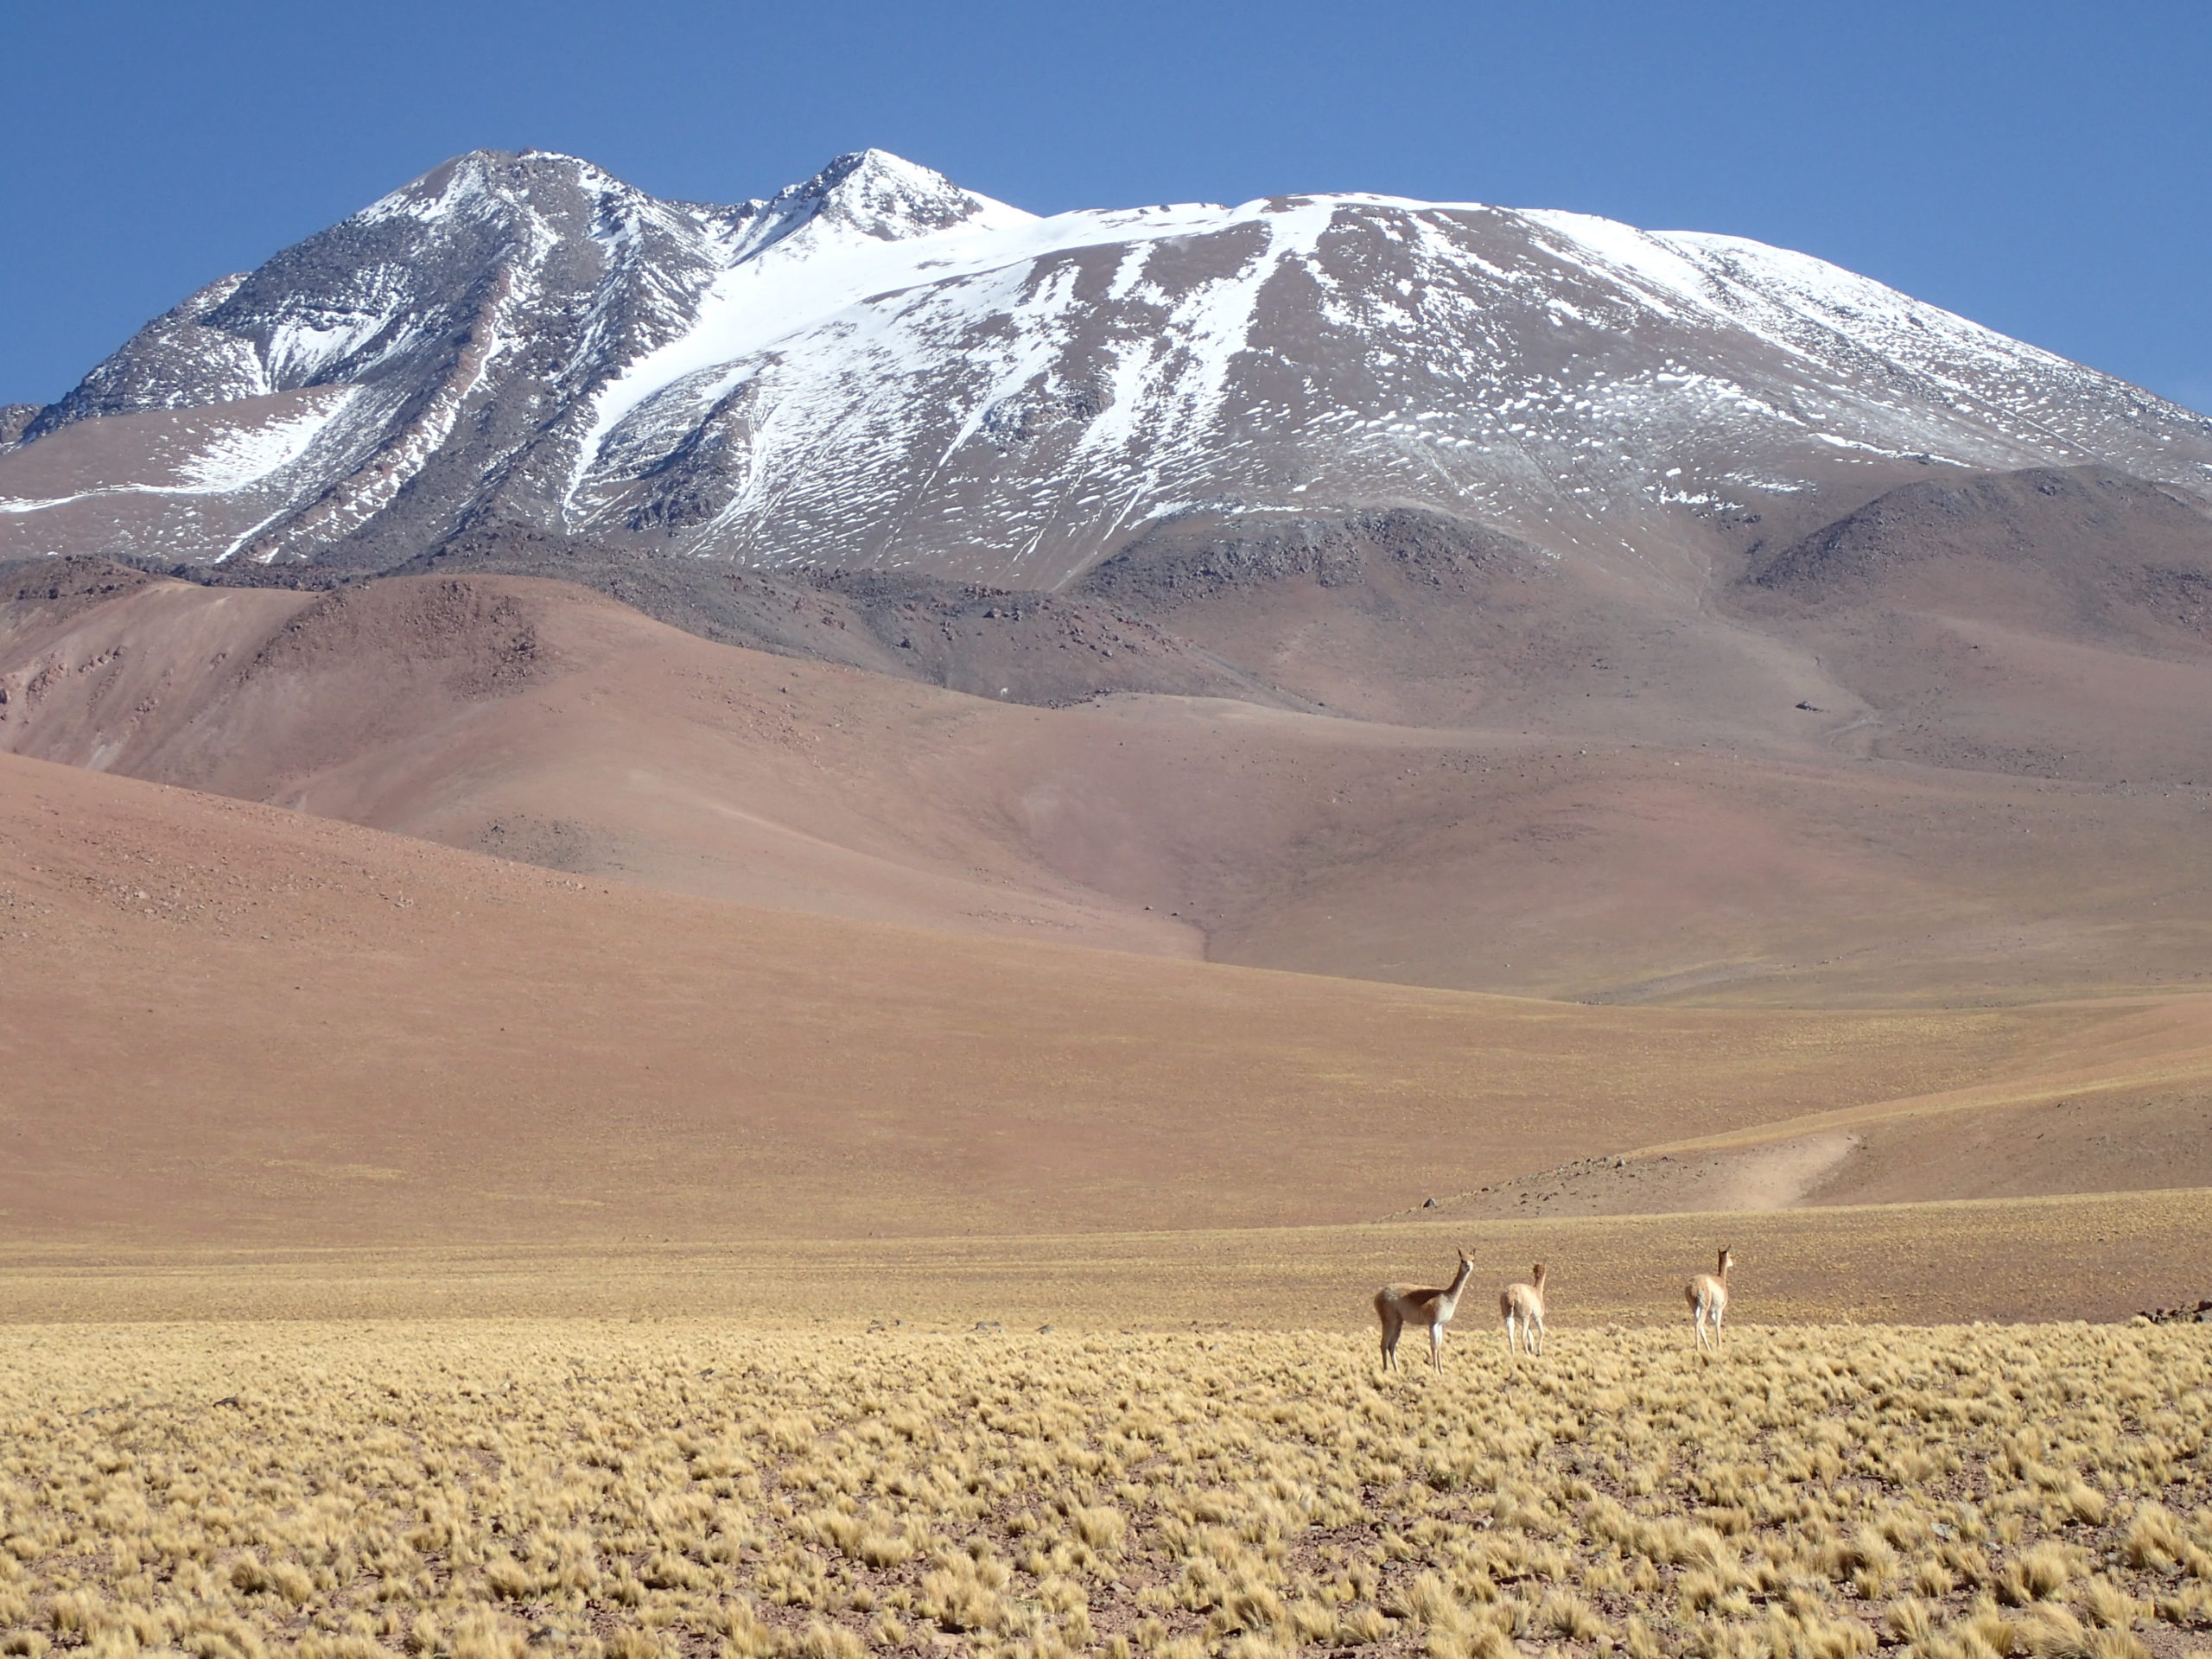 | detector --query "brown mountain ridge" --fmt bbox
[6,458,2212,1007]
